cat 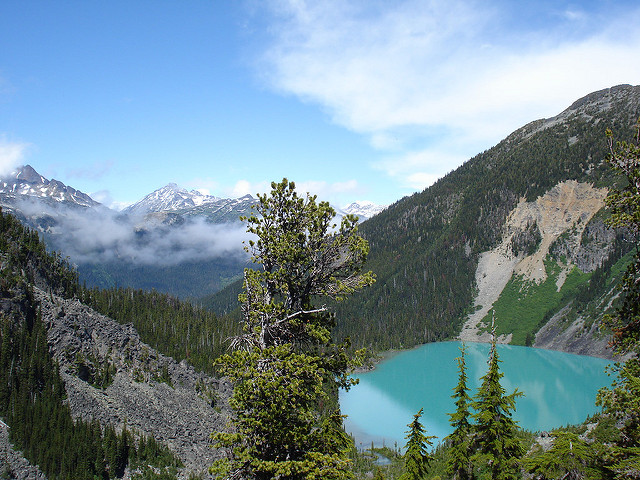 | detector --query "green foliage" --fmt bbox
[212,179,374,480]
[485,258,591,344]
[524,431,603,480]
[399,409,436,480]
[603,120,640,354]
[75,350,117,389]
[82,286,240,374]
[596,358,640,478]
[472,337,524,480]
[233,178,374,351]
[211,345,353,480]
[446,345,473,480]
